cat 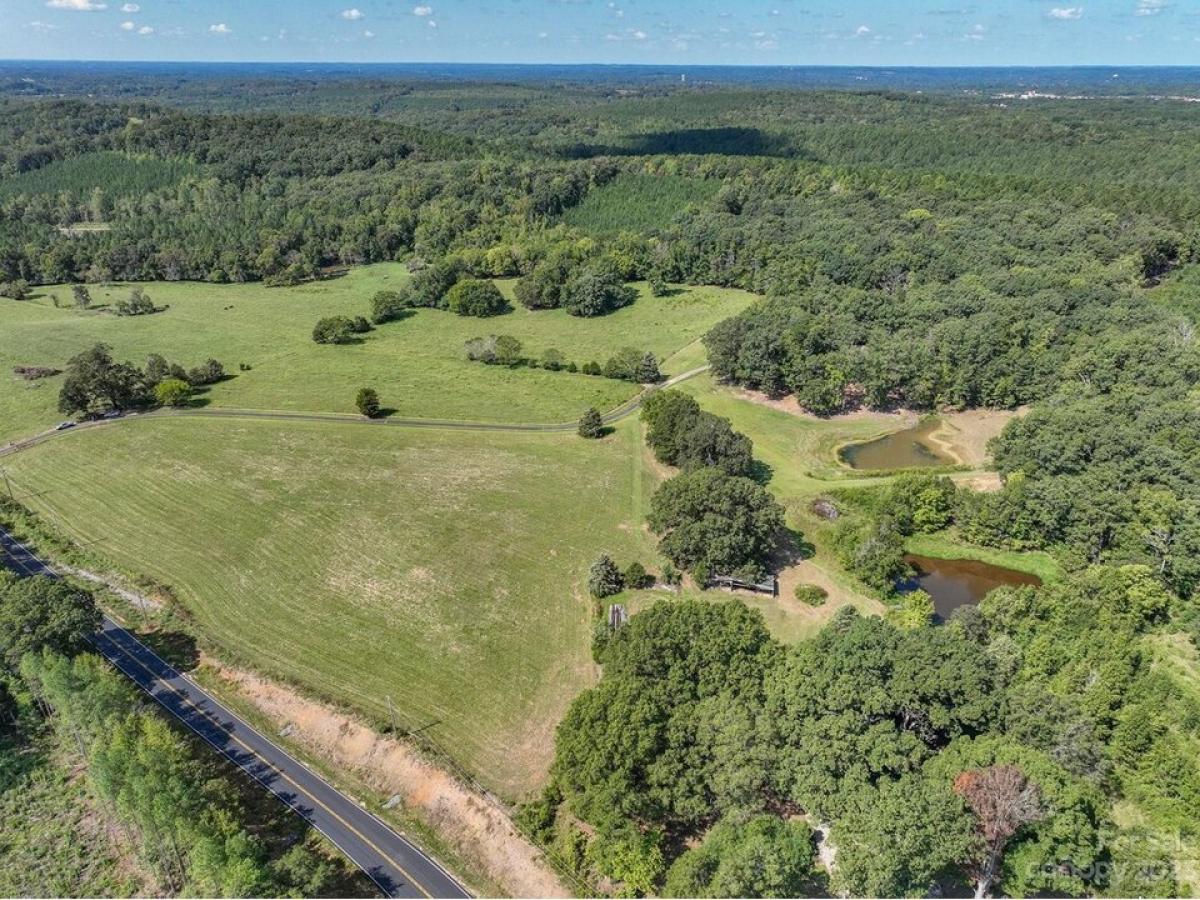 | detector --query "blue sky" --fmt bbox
[3,0,1199,65]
